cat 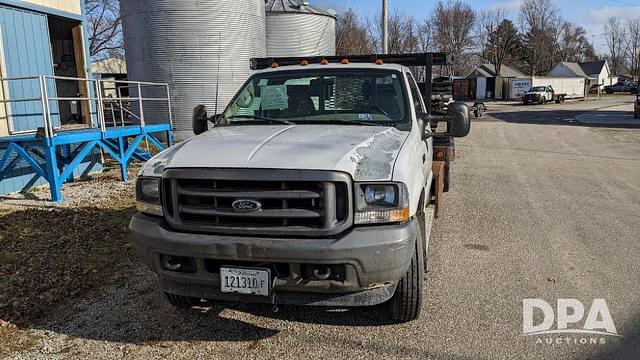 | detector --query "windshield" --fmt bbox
[529,86,547,92]
[221,69,409,126]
